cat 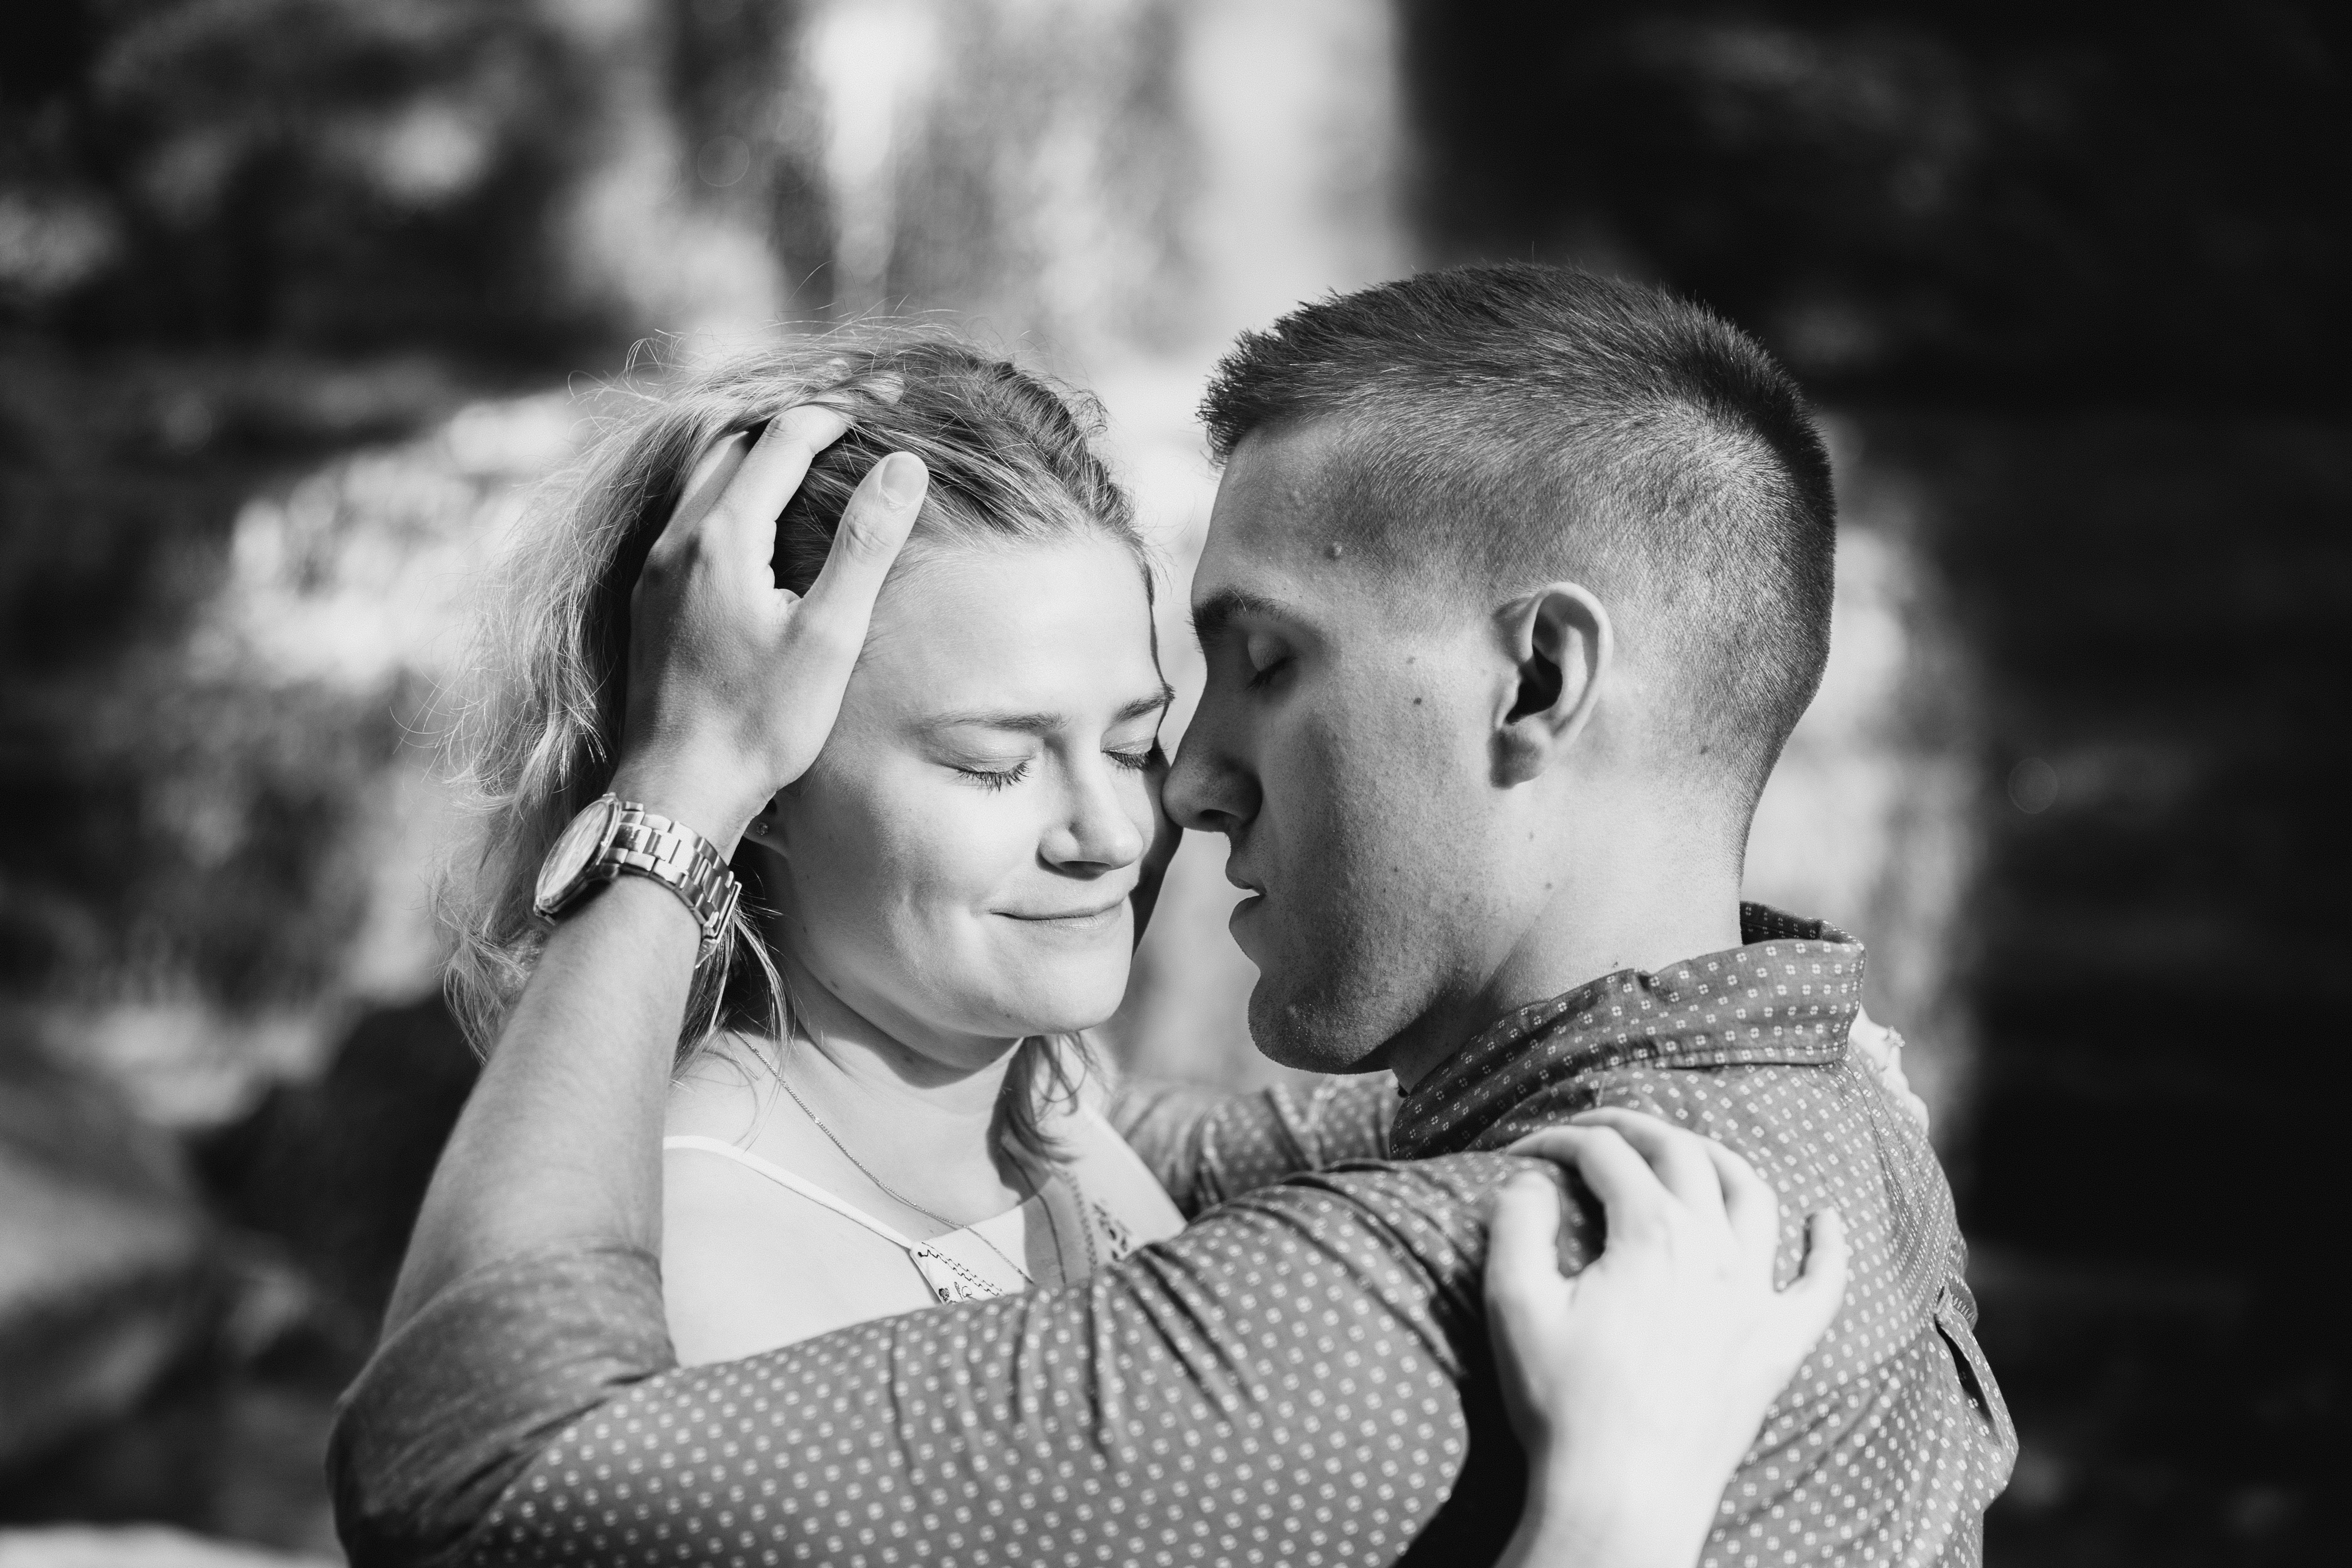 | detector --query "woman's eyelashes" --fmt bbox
[952,758,1031,791]
[949,741,1157,790]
